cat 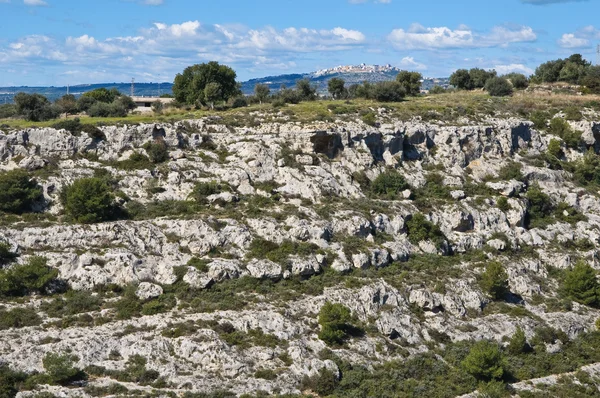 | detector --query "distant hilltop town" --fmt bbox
[313,63,400,77]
